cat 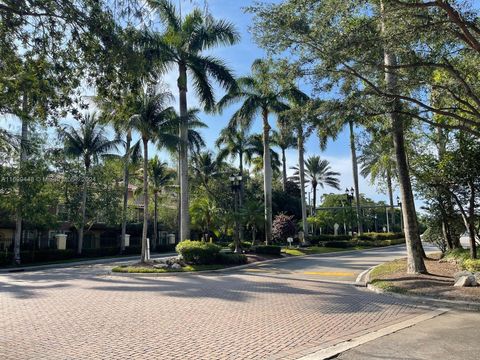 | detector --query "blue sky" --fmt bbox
[1,0,403,208]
